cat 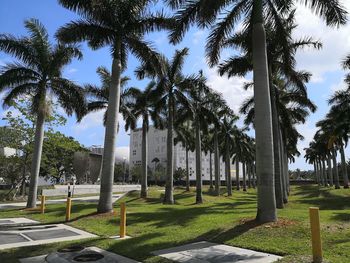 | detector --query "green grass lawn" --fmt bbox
[0,185,349,262]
